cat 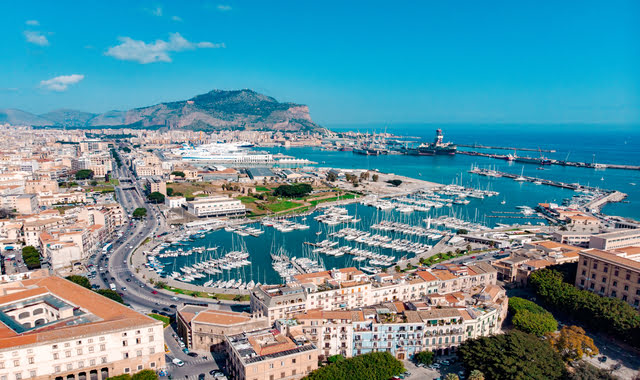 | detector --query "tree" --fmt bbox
[273,183,313,198]
[90,180,98,186]
[66,275,91,289]
[547,325,599,362]
[154,281,167,289]
[303,351,405,380]
[509,297,557,336]
[166,187,174,196]
[106,375,131,380]
[96,289,124,304]
[414,351,434,365]
[456,229,469,235]
[457,331,565,380]
[171,171,185,177]
[529,269,640,348]
[131,369,158,380]
[147,192,165,204]
[512,309,558,336]
[21,246,41,270]
[372,174,379,182]
[75,169,94,180]
[132,207,147,219]
[468,370,485,380]
[328,354,345,364]
[444,374,459,380]
[0,208,15,219]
